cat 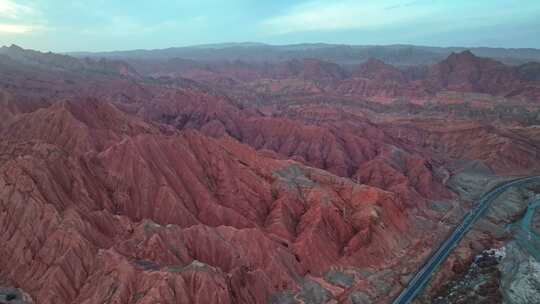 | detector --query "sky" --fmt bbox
[0,0,539,52]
